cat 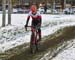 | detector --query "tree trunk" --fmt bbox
[2,0,6,27]
[8,0,12,25]
[64,0,66,8]
[61,0,64,11]
[51,0,54,14]
[53,0,55,10]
